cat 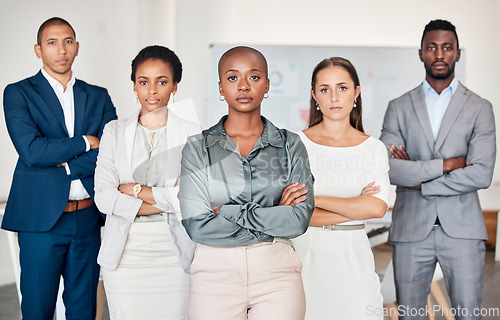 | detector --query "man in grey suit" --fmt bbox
[380,19,495,320]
